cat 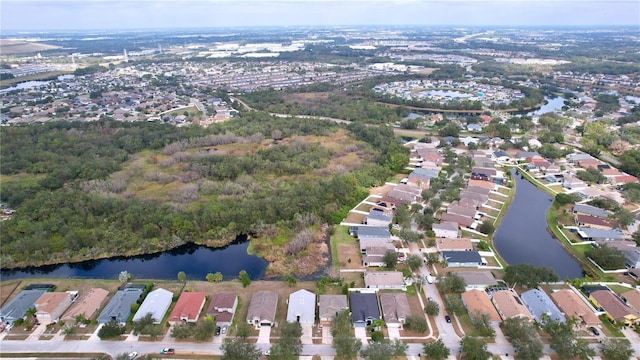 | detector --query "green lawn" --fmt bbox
[330,225,356,270]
